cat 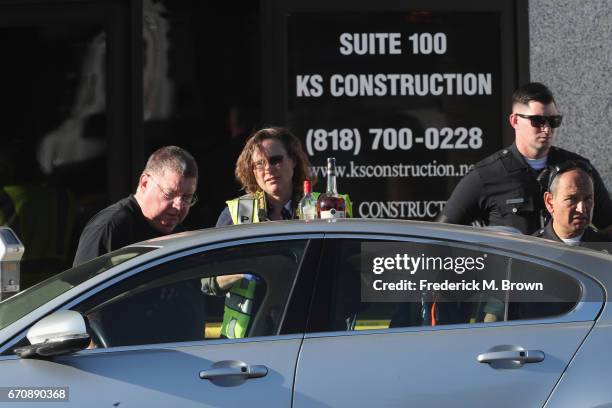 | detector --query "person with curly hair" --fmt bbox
[216,127,318,226]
